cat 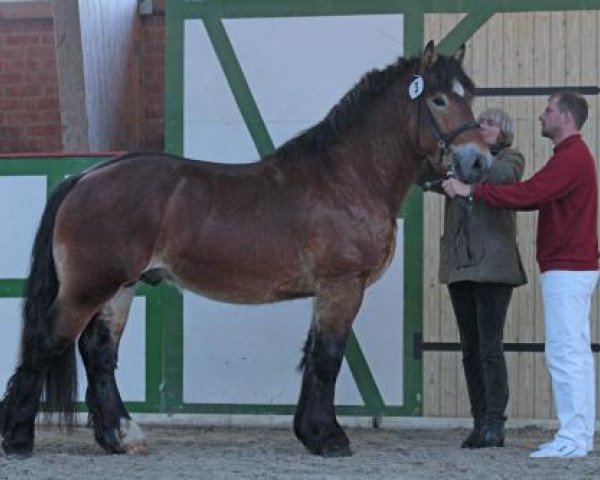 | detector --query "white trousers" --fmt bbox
[541,270,599,451]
